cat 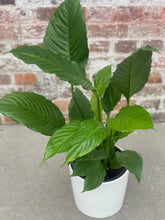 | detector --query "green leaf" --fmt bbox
[107,105,154,131]
[90,93,102,121]
[0,92,65,136]
[78,149,109,161]
[65,119,108,163]
[94,65,111,96]
[72,160,100,176]
[42,120,81,163]
[103,83,121,116]
[113,131,132,143]
[110,150,143,182]
[10,45,92,90]
[87,149,109,160]
[83,162,106,192]
[111,46,157,104]
[69,88,94,121]
[43,0,89,68]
